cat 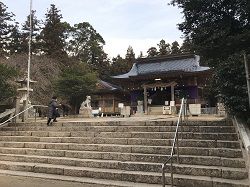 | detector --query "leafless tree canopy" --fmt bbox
[2,54,62,105]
